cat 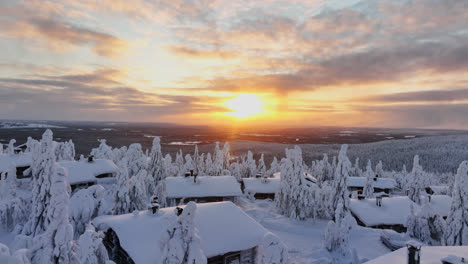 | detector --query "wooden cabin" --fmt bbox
[93,202,271,264]
[163,176,242,206]
[243,177,280,200]
[59,158,118,192]
[347,176,397,194]
[365,245,468,264]
[0,153,32,179]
